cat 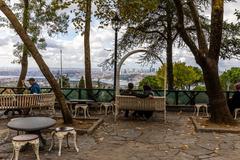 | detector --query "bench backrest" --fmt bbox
[0,93,55,110]
[116,95,166,111]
